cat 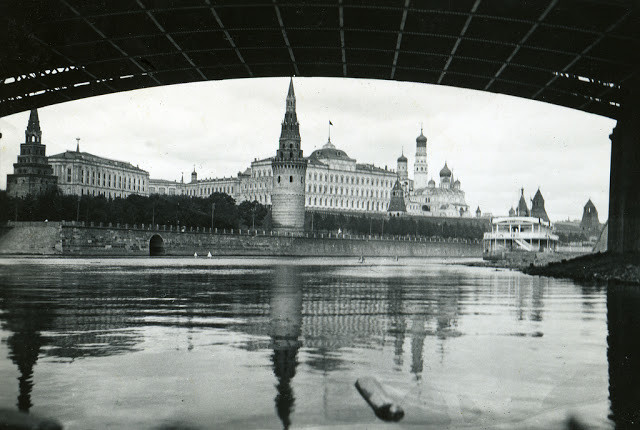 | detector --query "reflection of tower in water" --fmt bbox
[0,287,56,412]
[410,314,427,379]
[607,285,640,428]
[270,266,303,430]
[387,282,406,367]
